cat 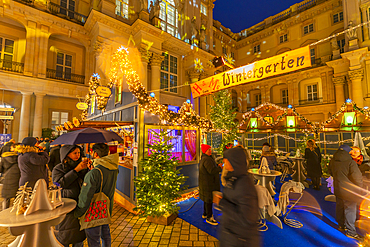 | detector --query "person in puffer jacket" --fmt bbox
[17,137,49,188]
[52,145,89,247]
[0,142,20,209]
